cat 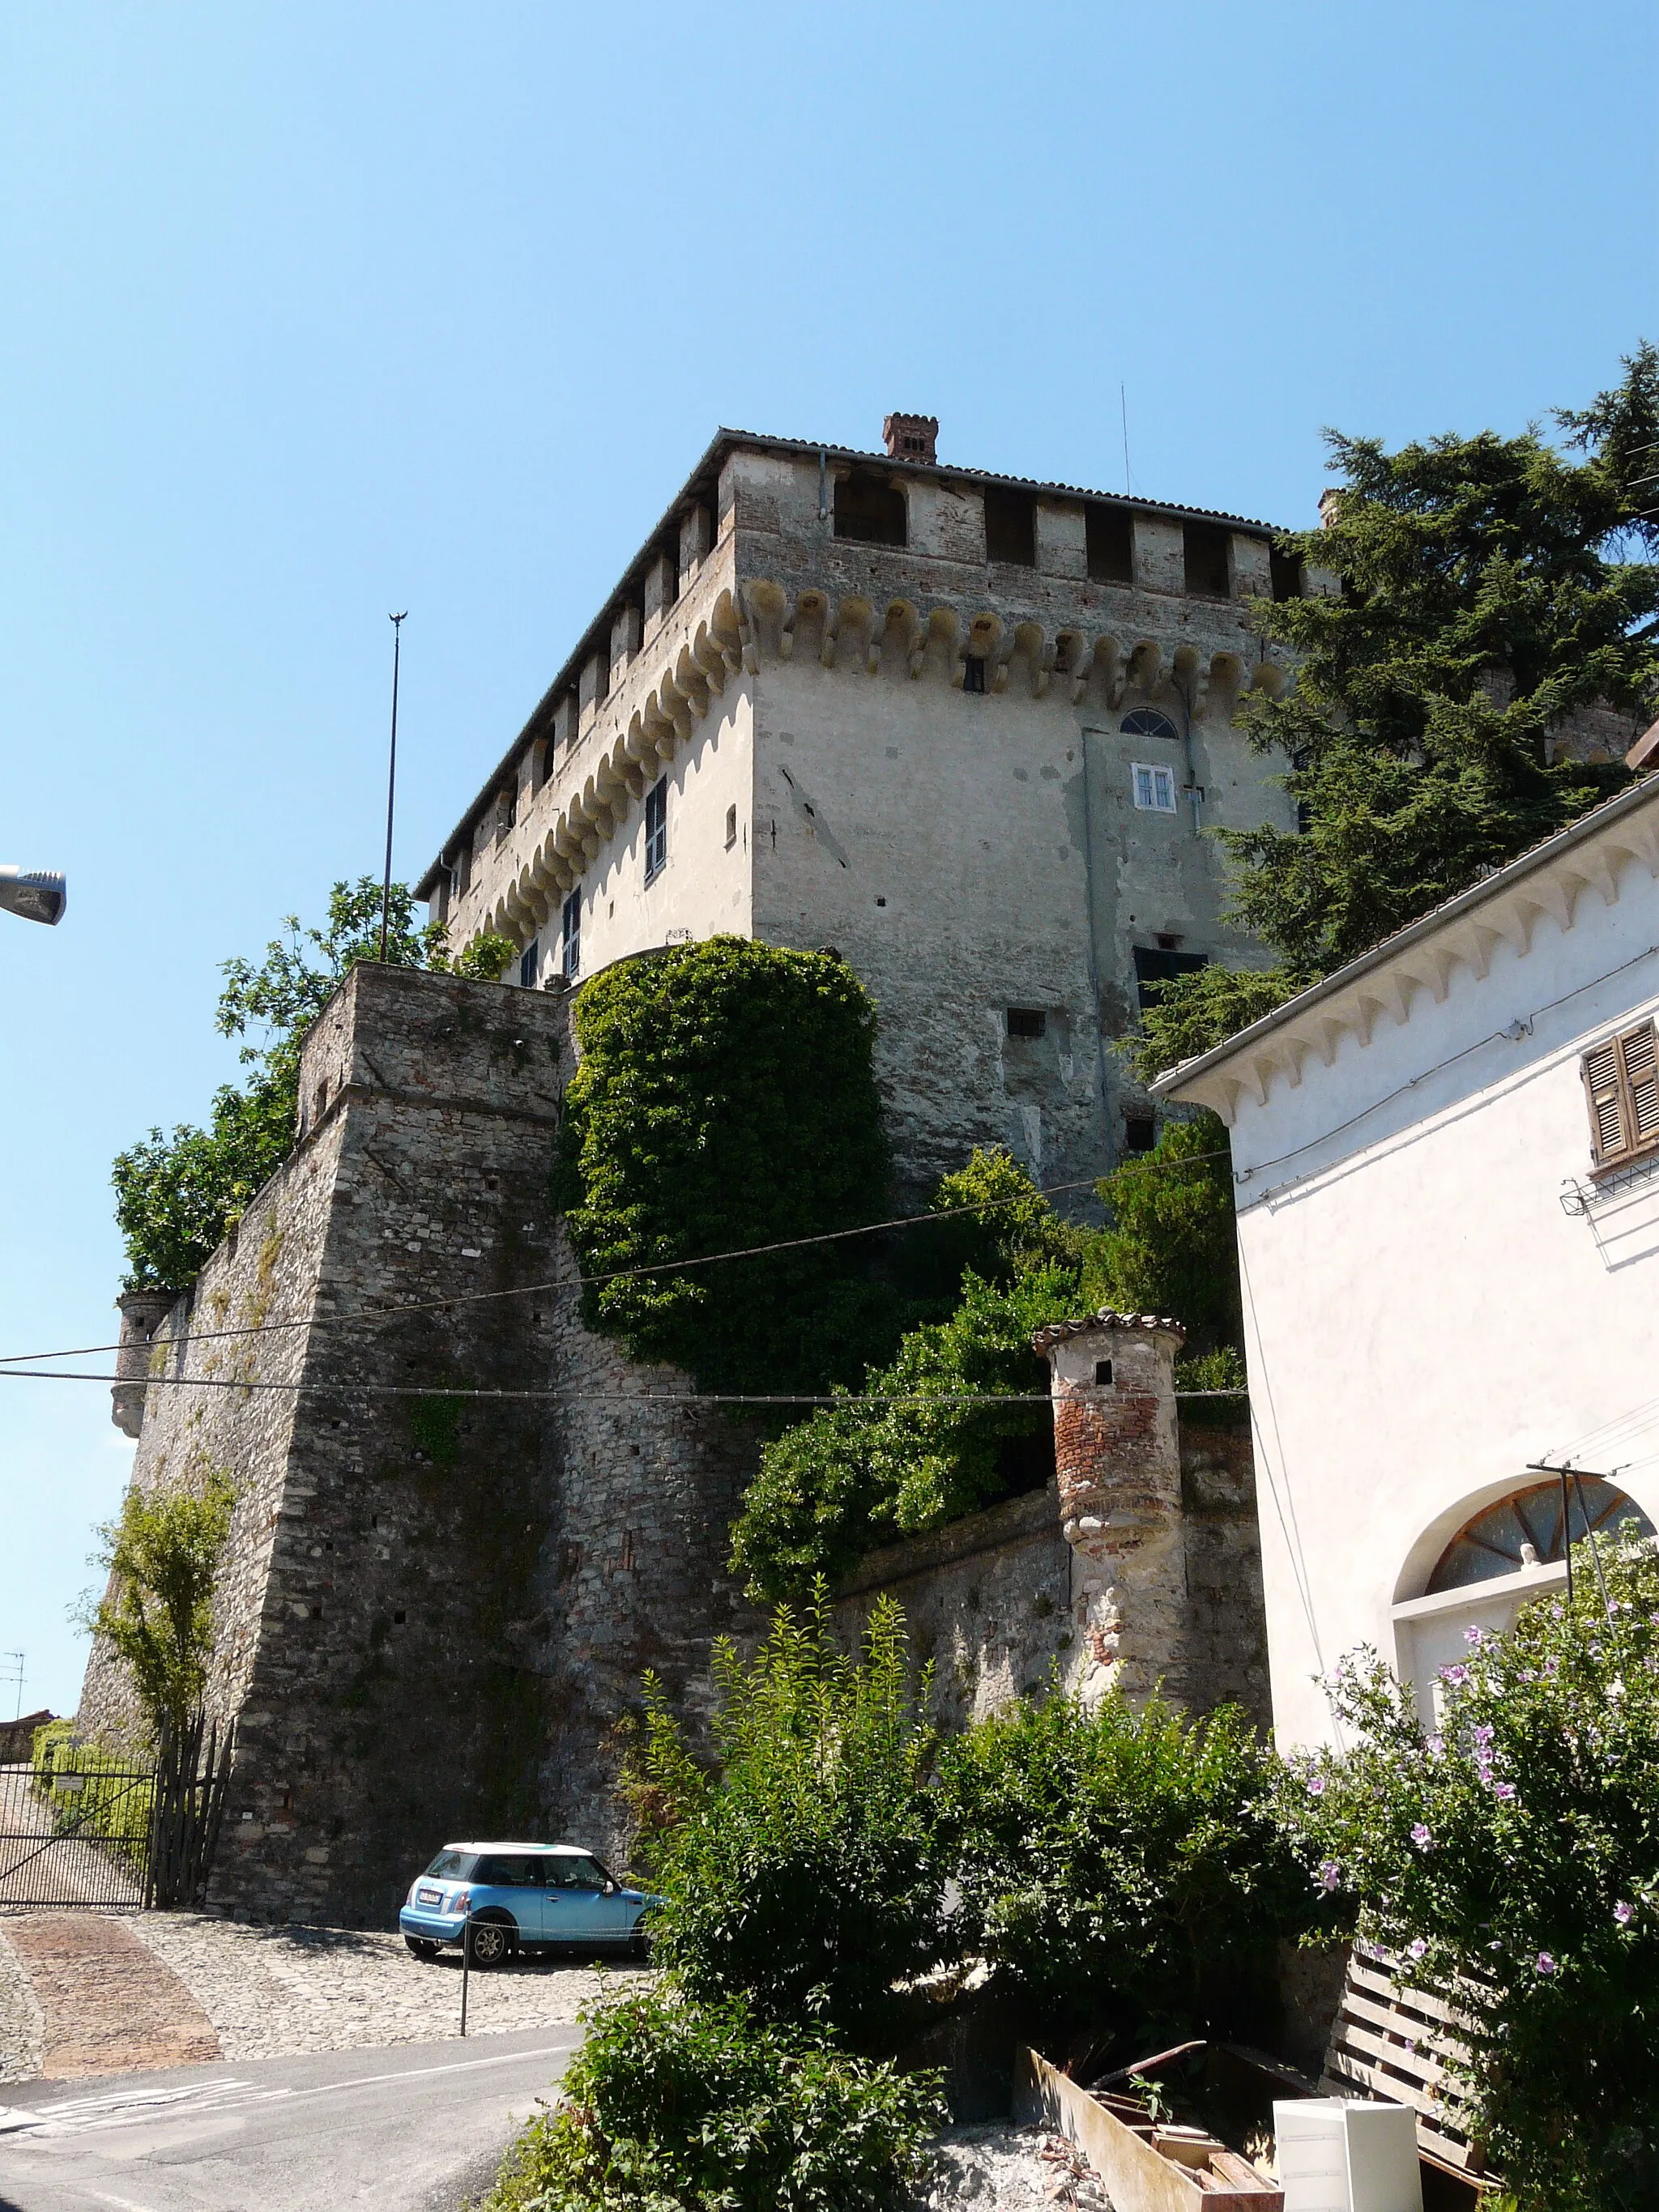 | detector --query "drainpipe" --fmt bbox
[818,450,830,524]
